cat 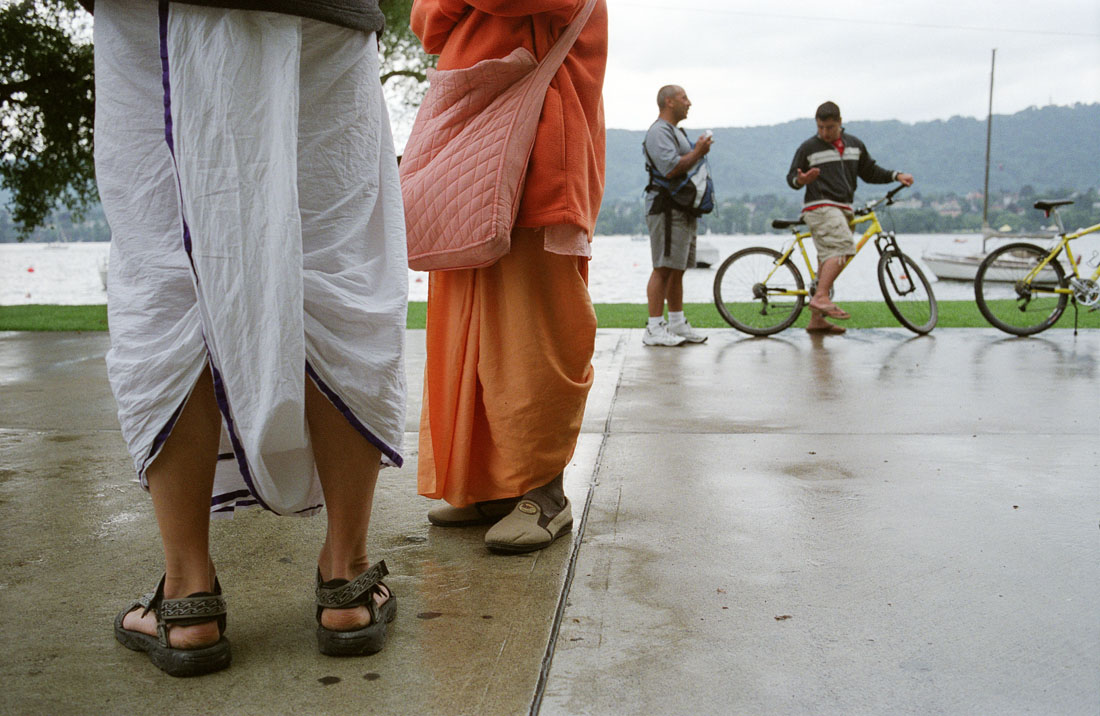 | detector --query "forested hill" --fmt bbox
[605,103,1099,202]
